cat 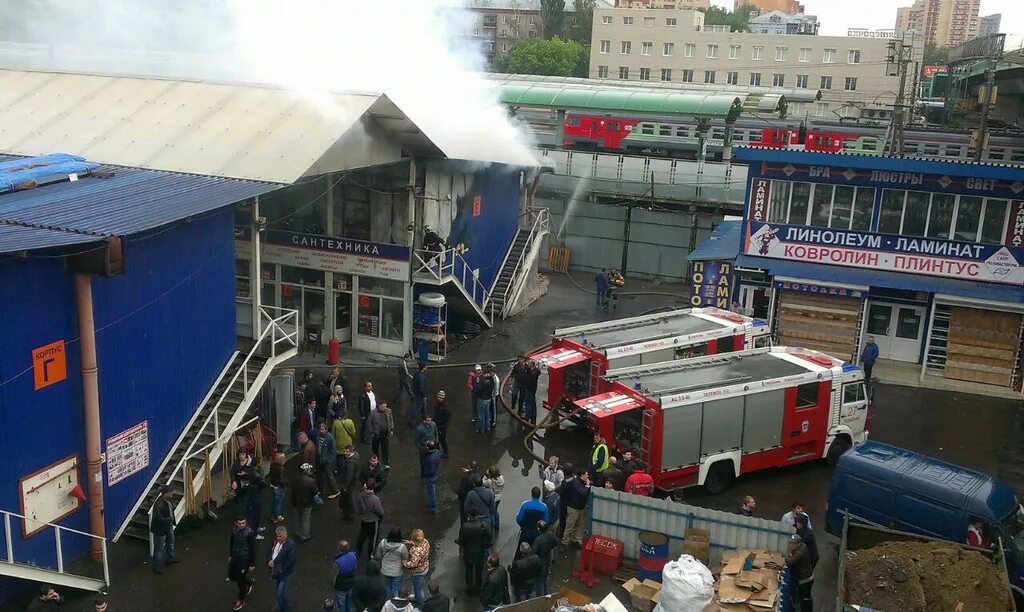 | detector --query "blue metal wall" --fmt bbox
[448,165,523,290]
[0,208,236,594]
